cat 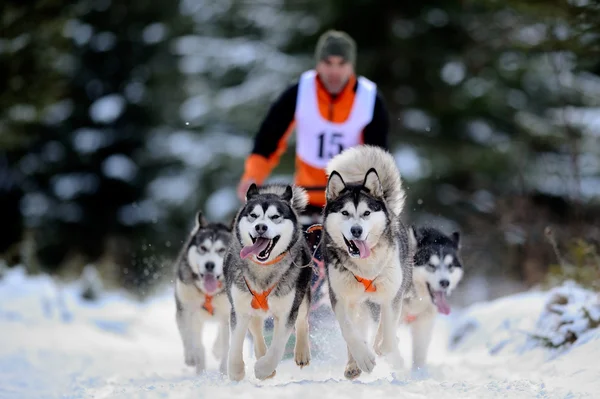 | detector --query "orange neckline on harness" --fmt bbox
[249,251,287,266]
[244,277,276,311]
[201,281,223,316]
[354,275,377,292]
